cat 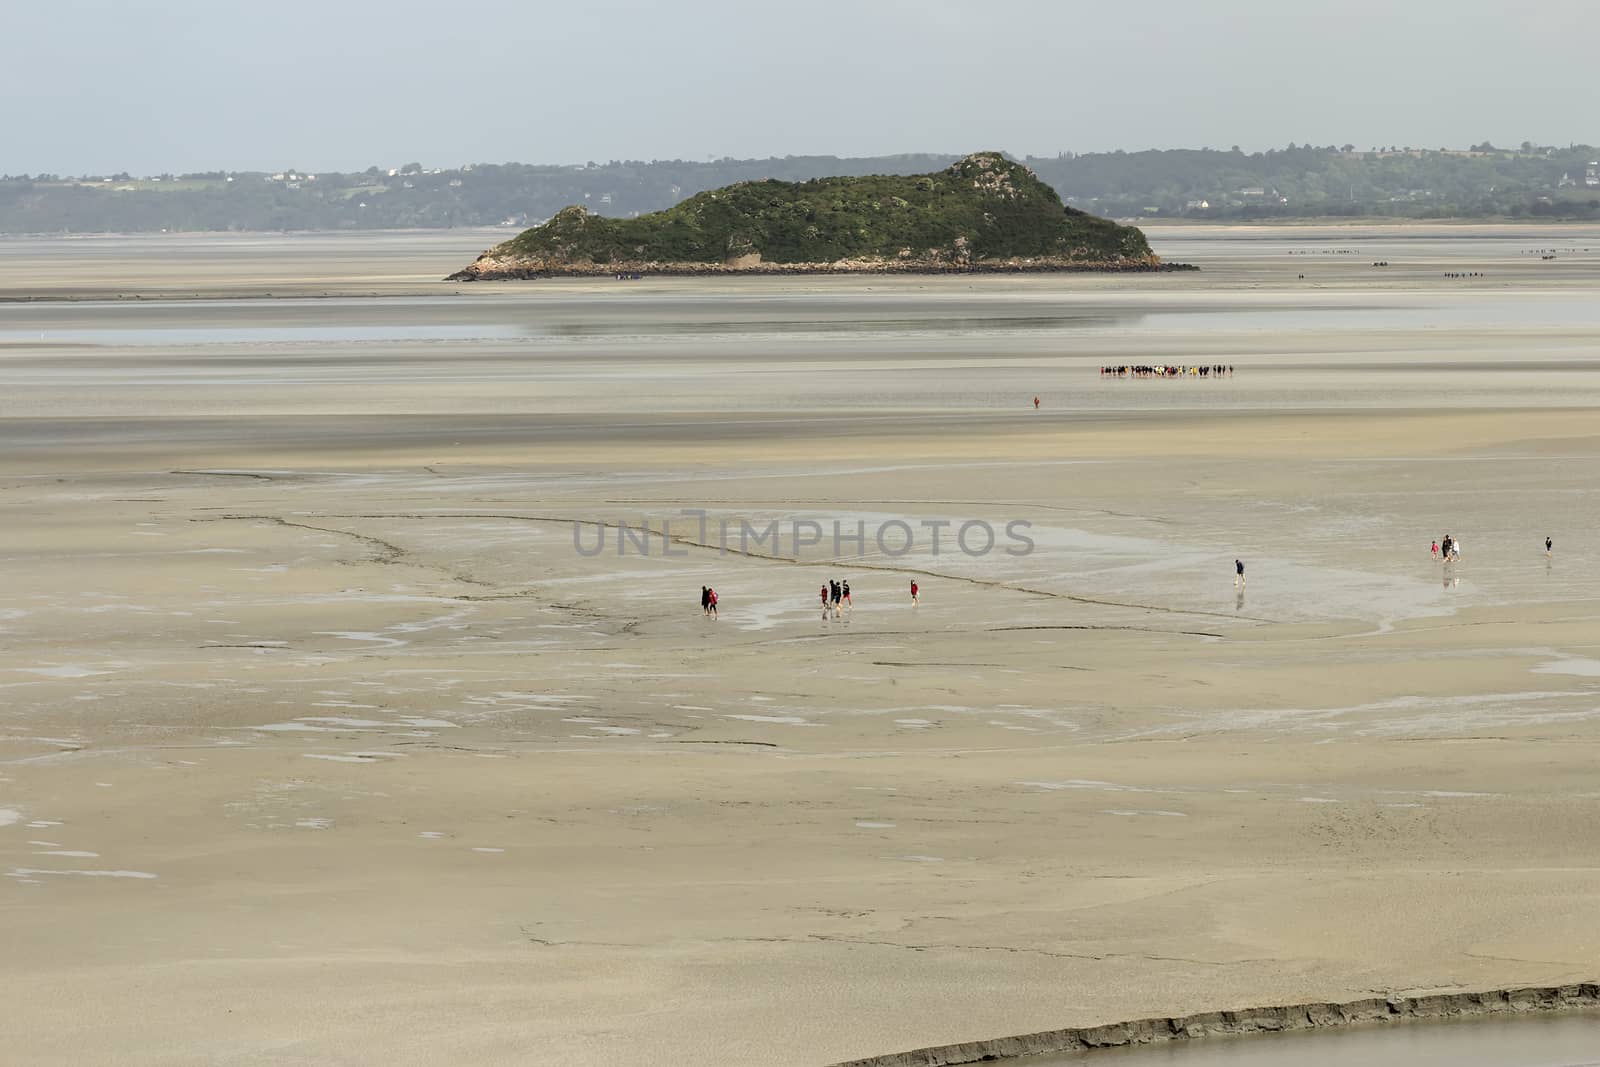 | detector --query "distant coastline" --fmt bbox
[1140,216,1600,228]
[7,143,1600,234]
[5,217,1600,241]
